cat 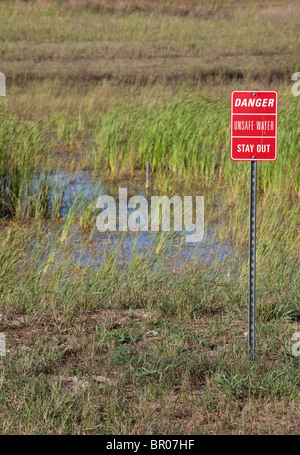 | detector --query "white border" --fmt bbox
[230,90,278,161]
